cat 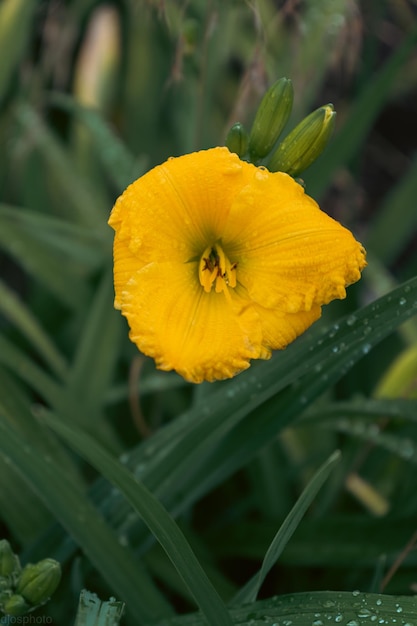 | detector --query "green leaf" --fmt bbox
[365,154,417,264]
[42,413,234,626]
[49,92,147,191]
[0,278,68,378]
[0,416,174,624]
[231,450,341,605]
[153,590,417,626]
[67,271,122,421]
[305,24,417,198]
[0,0,36,103]
[0,203,108,268]
[209,516,417,568]
[0,335,66,410]
[74,590,125,626]
[0,206,91,310]
[14,103,110,231]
